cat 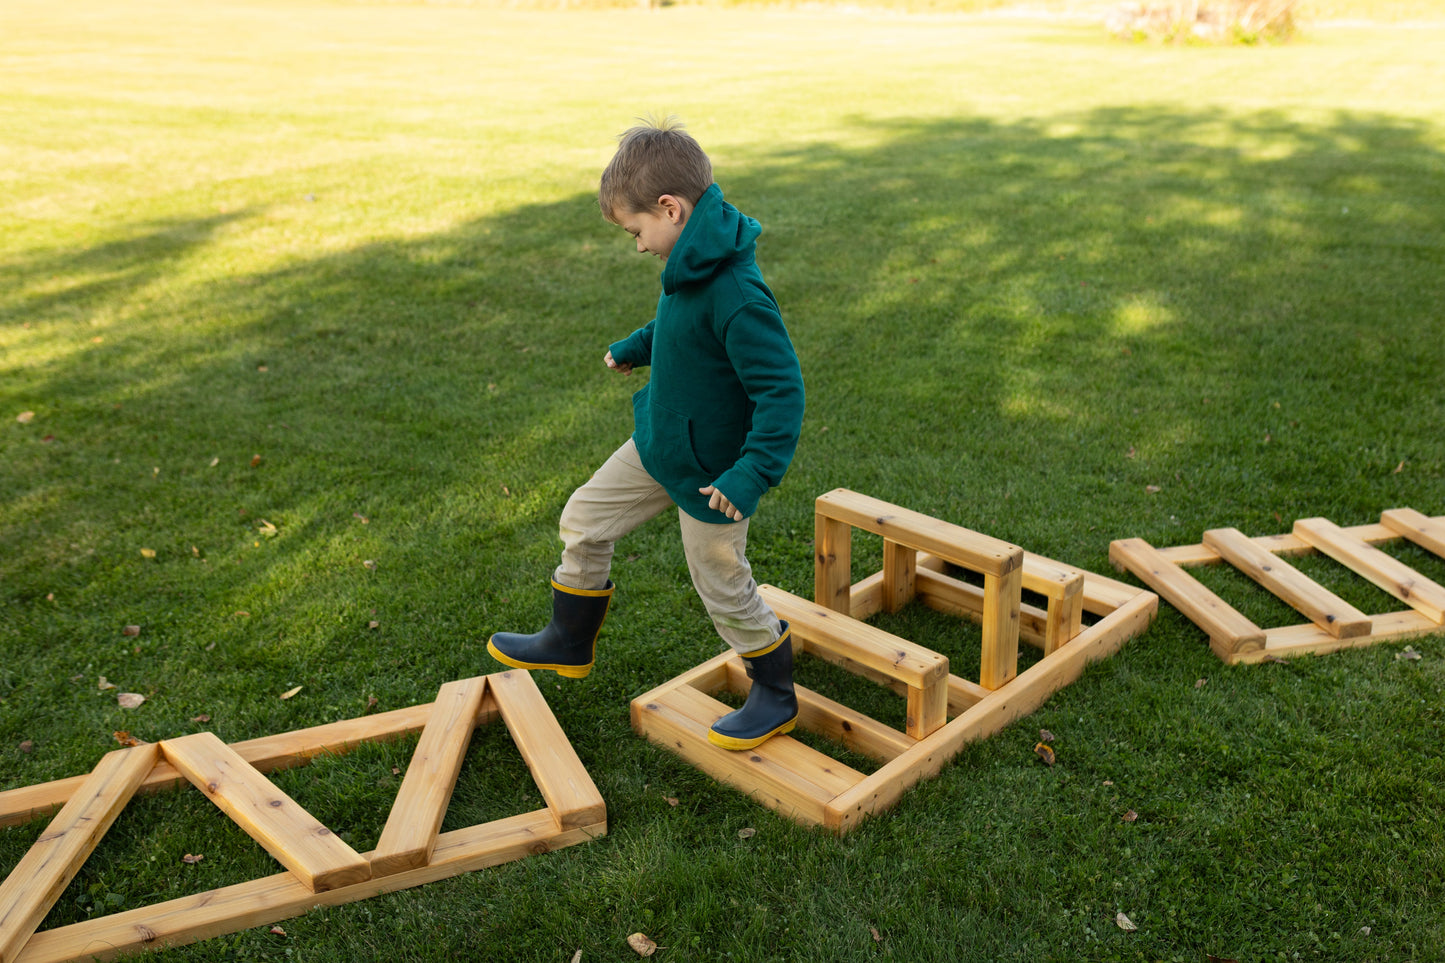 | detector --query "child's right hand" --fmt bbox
[604,350,632,376]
